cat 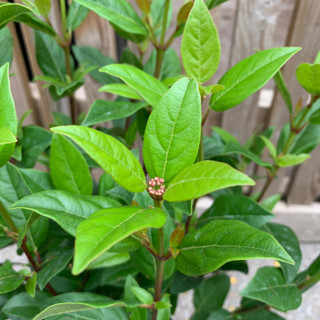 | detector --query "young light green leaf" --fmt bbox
[73,206,167,274]
[0,63,17,167]
[177,1,193,25]
[260,136,277,159]
[135,0,151,14]
[176,220,294,276]
[276,153,310,167]
[261,194,281,211]
[181,0,220,83]
[192,274,230,320]
[101,64,168,107]
[315,50,320,64]
[296,63,320,95]
[273,70,293,114]
[199,194,274,228]
[98,83,142,100]
[0,3,56,36]
[50,134,92,195]
[163,160,255,202]
[200,84,224,96]
[51,126,146,192]
[67,1,89,31]
[0,27,13,66]
[34,0,51,18]
[130,286,154,305]
[32,293,128,320]
[240,267,302,311]
[74,0,148,38]
[143,78,201,182]
[82,100,147,127]
[0,127,16,146]
[210,47,301,111]
[10,190,120,236]
[25,272,37,298]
